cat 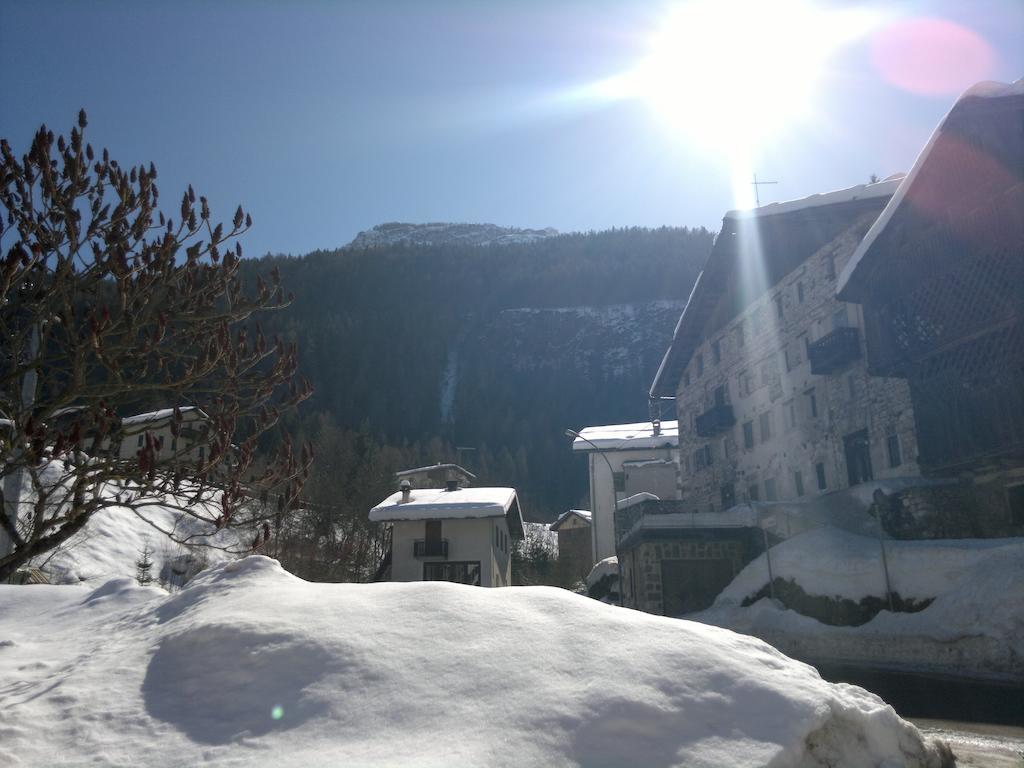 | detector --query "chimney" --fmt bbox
[400,479,412,503]
[652,418,661,437]
[445,479,459,492]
